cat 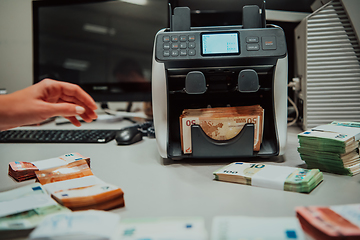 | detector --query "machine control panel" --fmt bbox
[155,27,286,62]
